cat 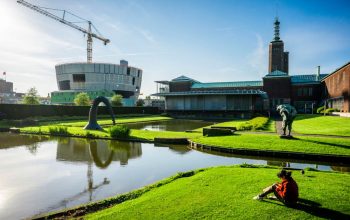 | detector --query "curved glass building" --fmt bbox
[51,60,142,105]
